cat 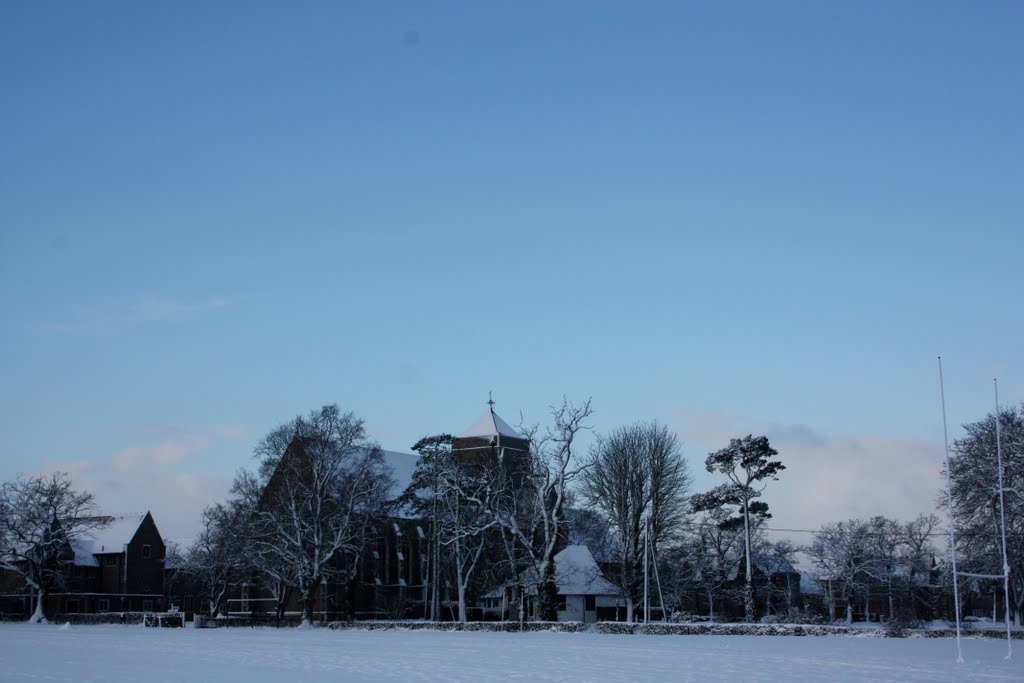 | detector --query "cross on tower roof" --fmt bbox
[460,393,524,440]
